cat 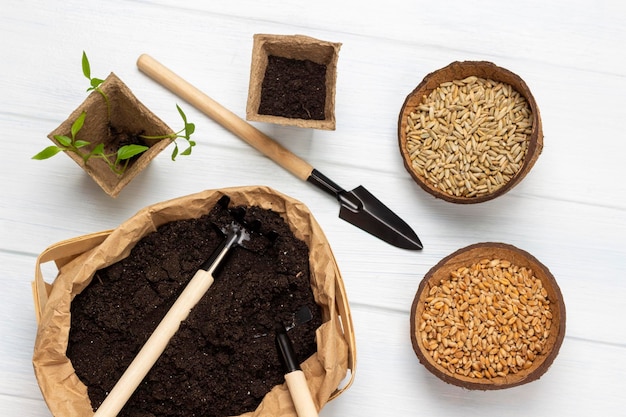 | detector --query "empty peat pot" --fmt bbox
[410,243,565,389]
[398,61,543,203]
